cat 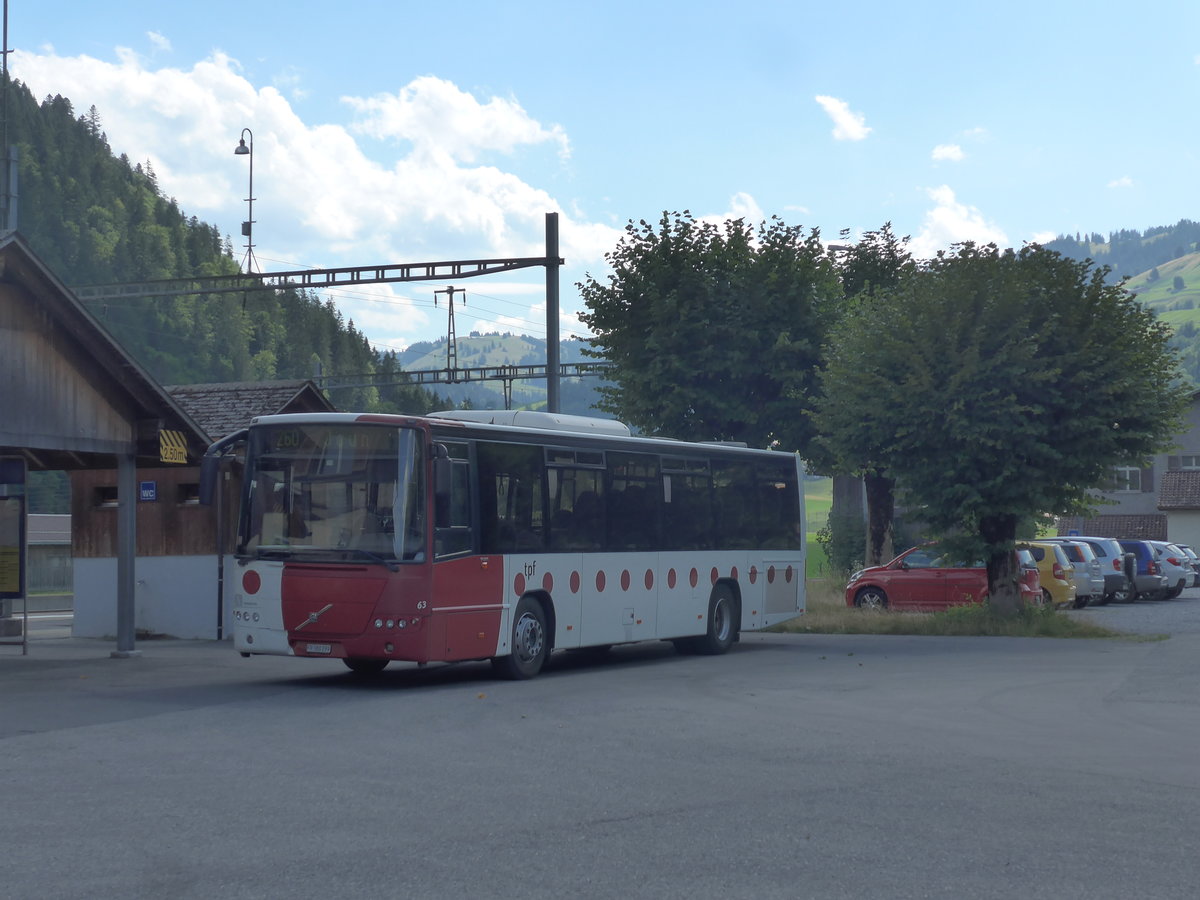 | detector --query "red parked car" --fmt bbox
[845,545,1035,610]
[845,546,989,610]
[1017,547,1044,606]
